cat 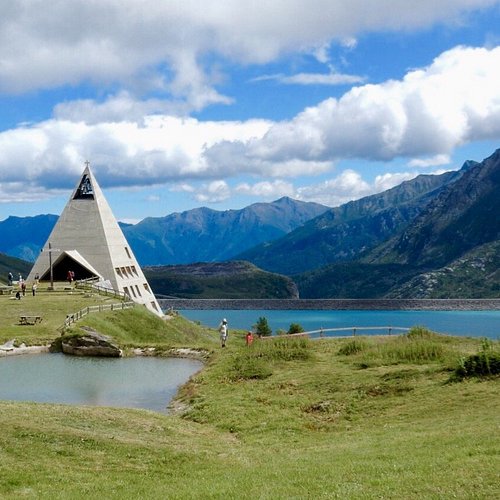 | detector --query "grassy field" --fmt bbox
[0,291,499,498]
